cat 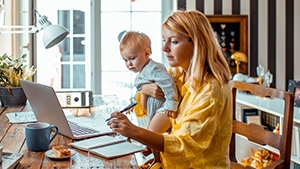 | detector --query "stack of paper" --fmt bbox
[5,112,37,123]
